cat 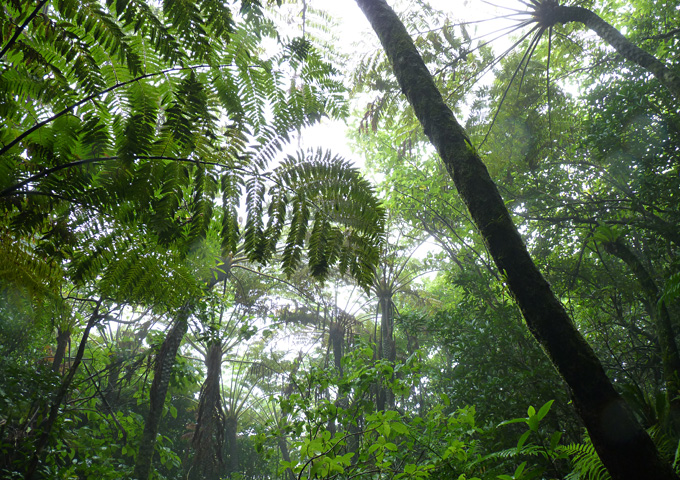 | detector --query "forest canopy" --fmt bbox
[1,0,679,479]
